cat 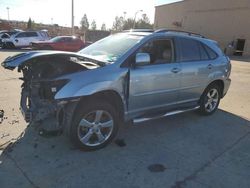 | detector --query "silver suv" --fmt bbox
[2,29,231,150]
